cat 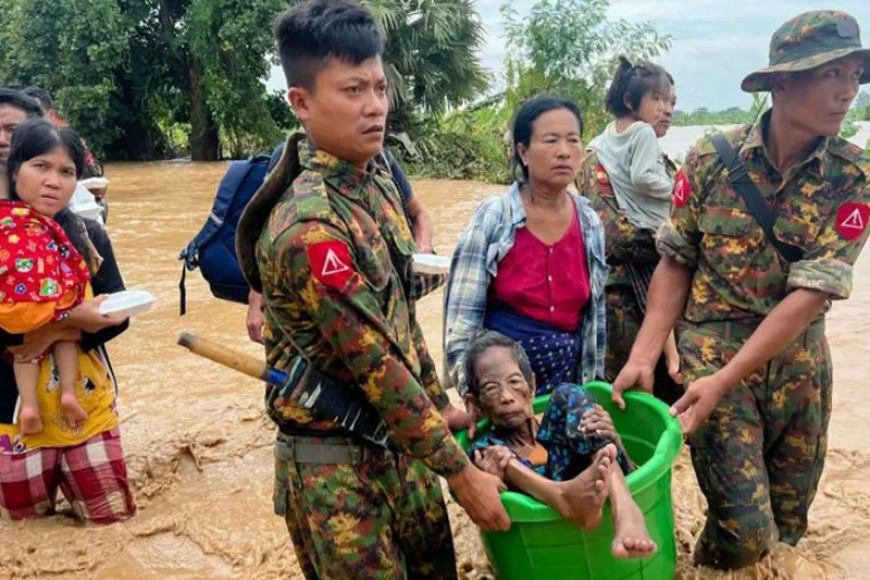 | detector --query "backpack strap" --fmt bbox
[237,132,307,293]
[709,134,804,263]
